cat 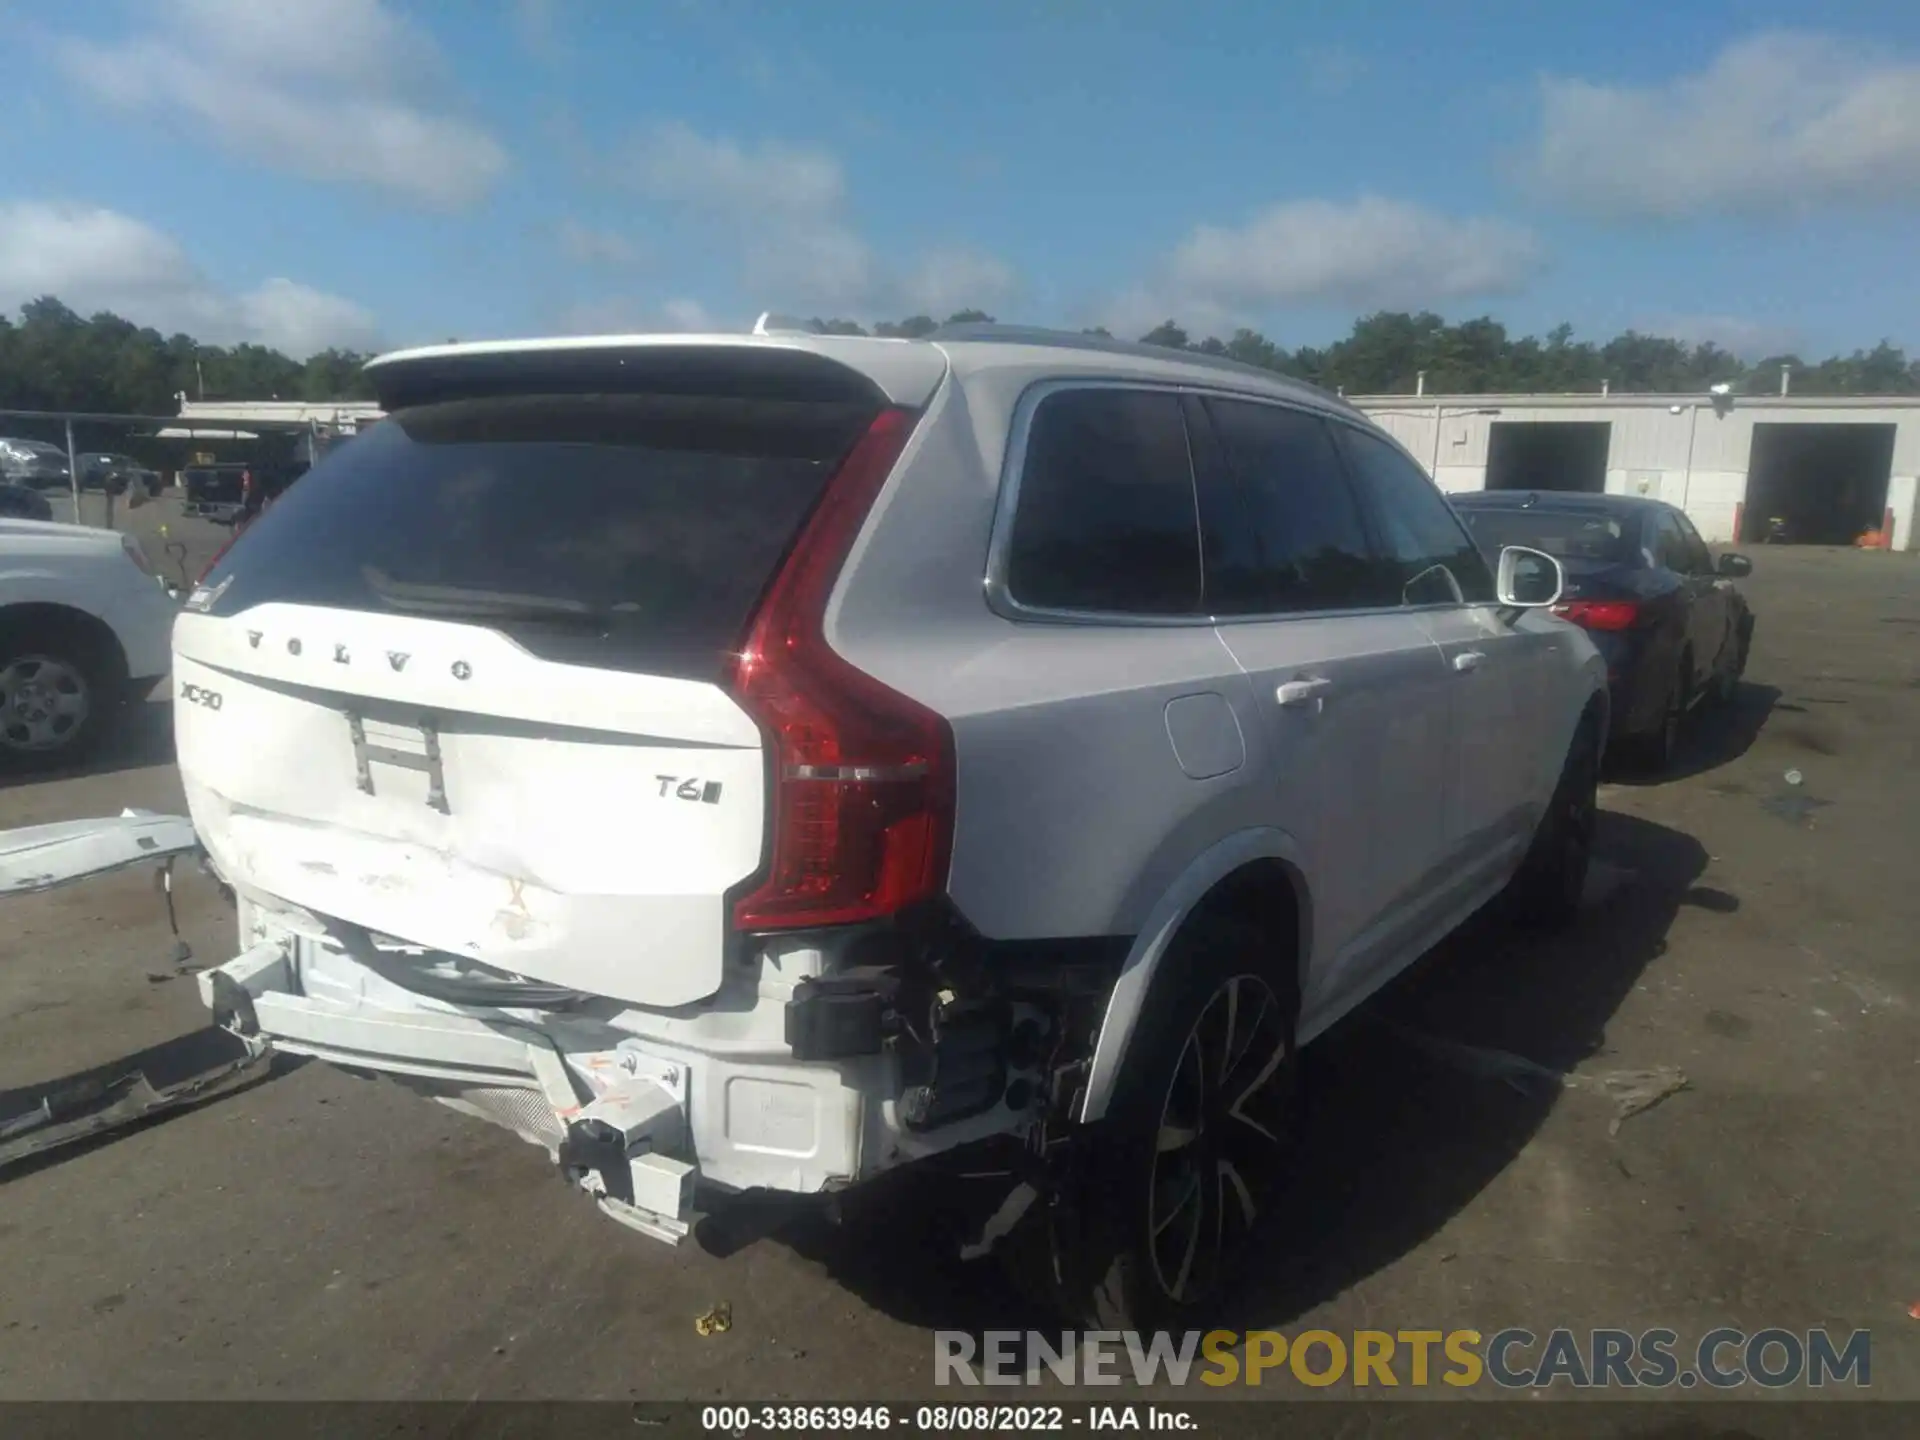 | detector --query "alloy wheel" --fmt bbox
[1146,974,1295,1304]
